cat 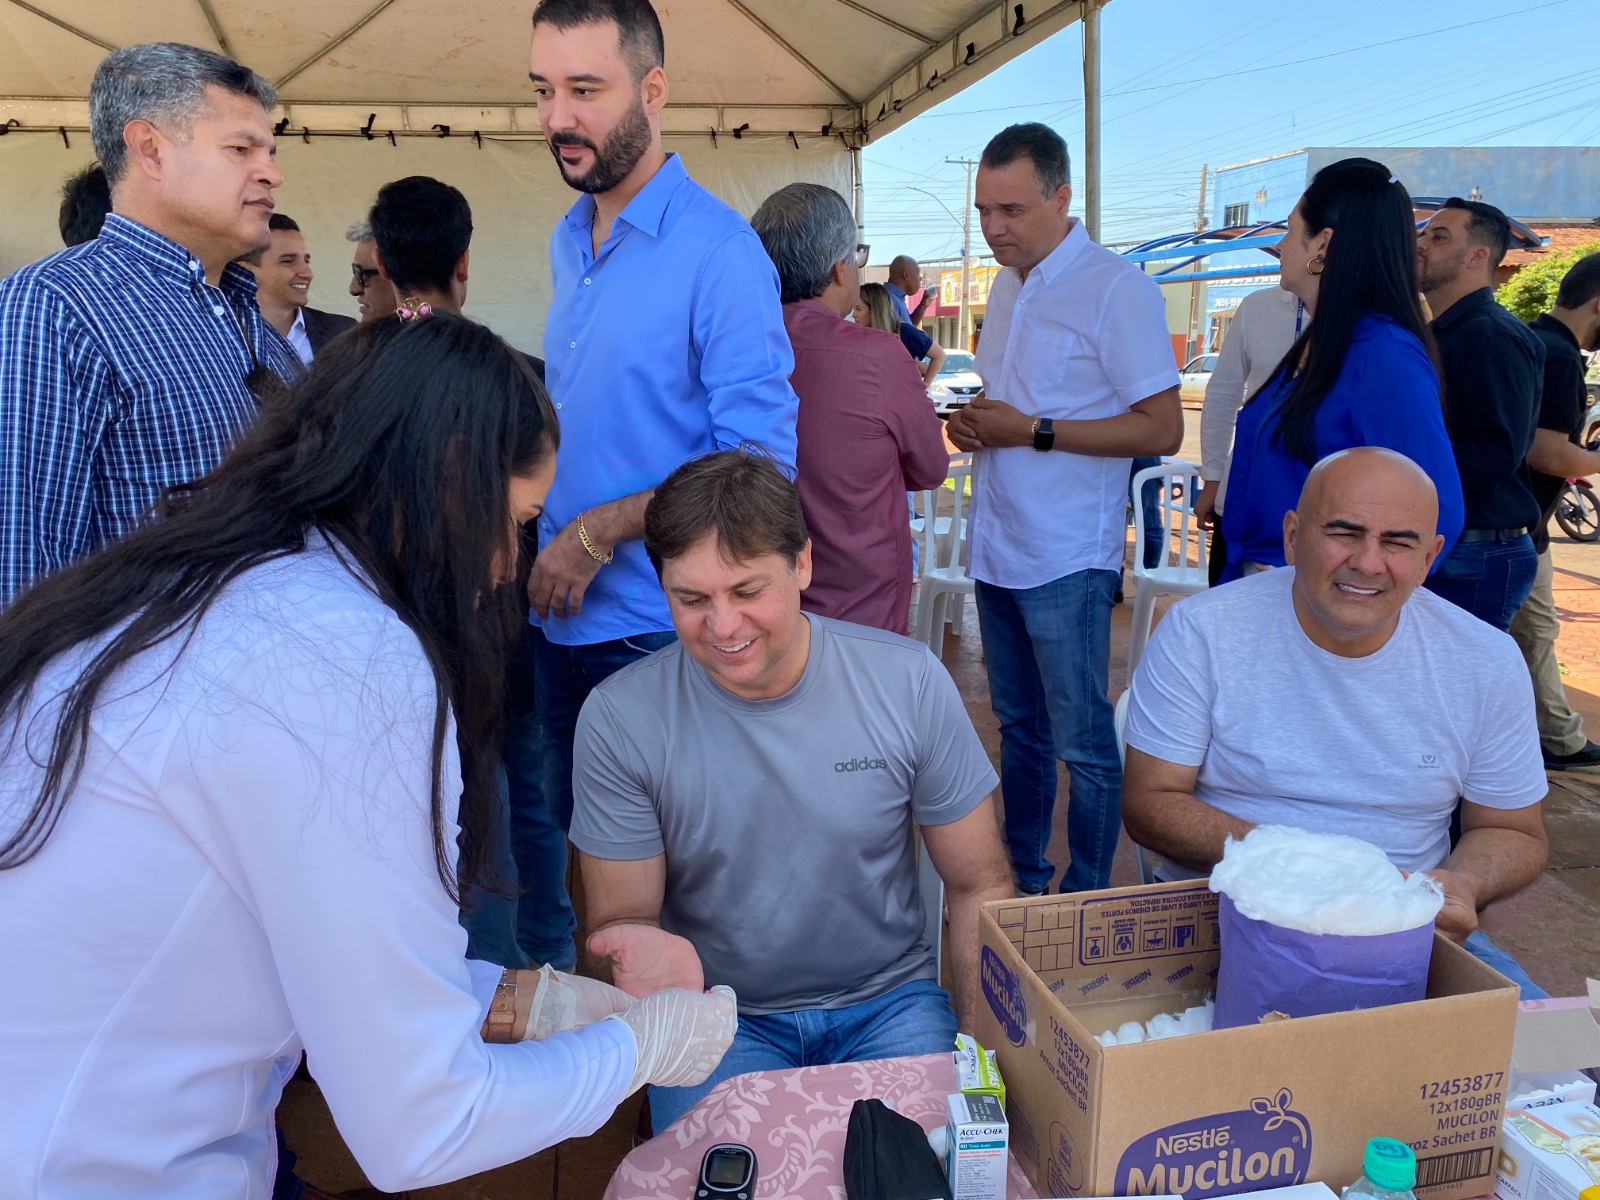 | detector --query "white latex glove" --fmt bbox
[521,964,632,1041]
[606,985,738,1093]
